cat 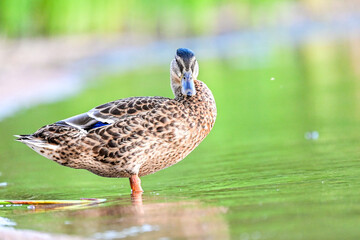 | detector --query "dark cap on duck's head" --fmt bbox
[176,48,194,60]
[176,48,194,57]
[175,48,195,71]
[170,48,199,97]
